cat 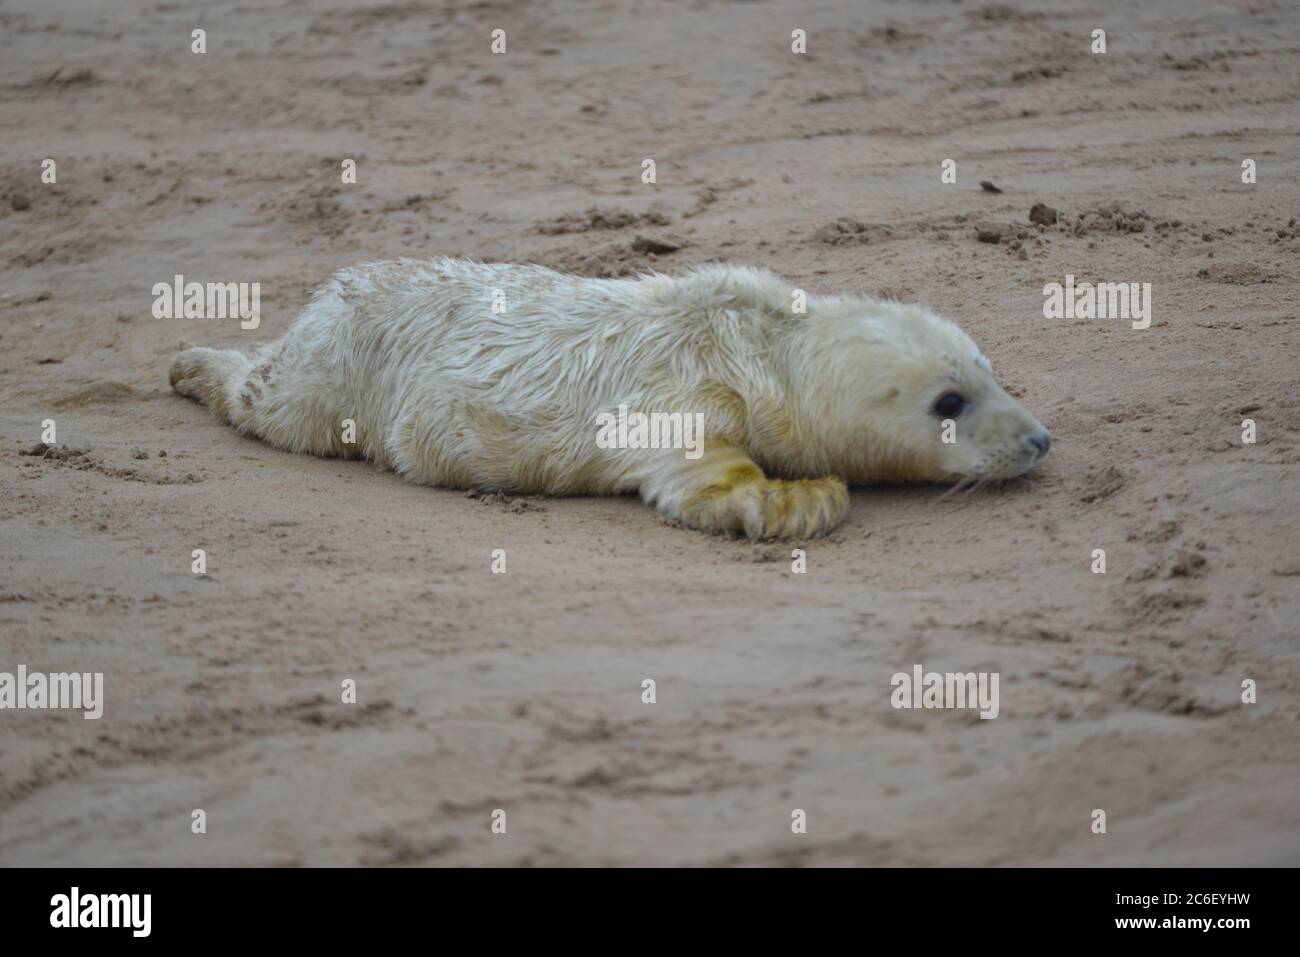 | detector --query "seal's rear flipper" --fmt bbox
[169,347,253,422]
